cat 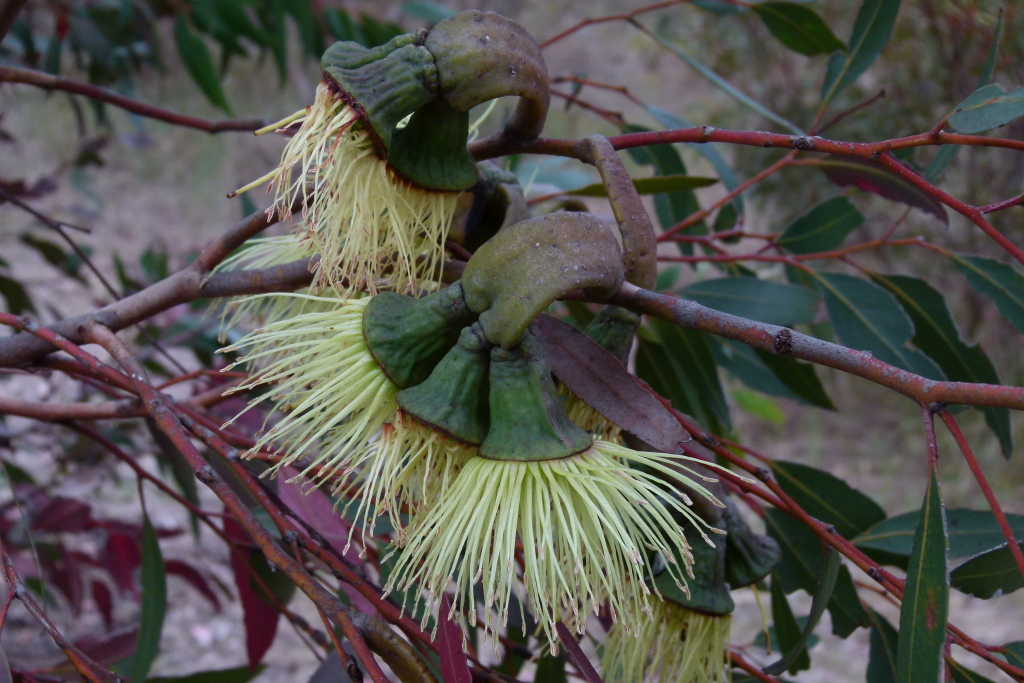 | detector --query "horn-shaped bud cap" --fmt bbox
[397,323,491,445]
[362,282,477,388]
[480,332,592,461]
